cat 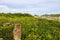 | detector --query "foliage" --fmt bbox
[42,14,60,17]
[0,13,60,40]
